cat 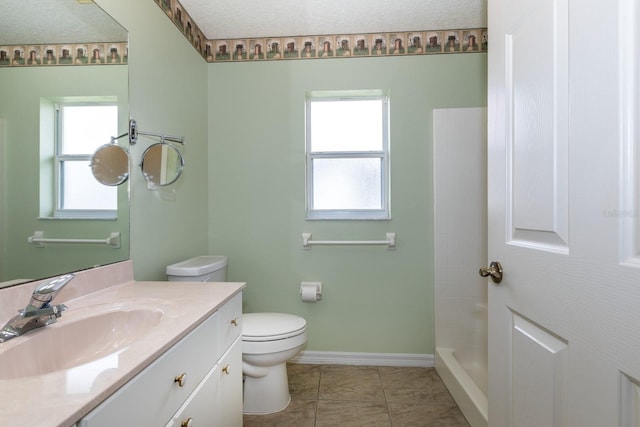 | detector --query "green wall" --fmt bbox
[208,54,487,353]
[98,0,210,280]
[0,65,129,281]
[3,0,488,355]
